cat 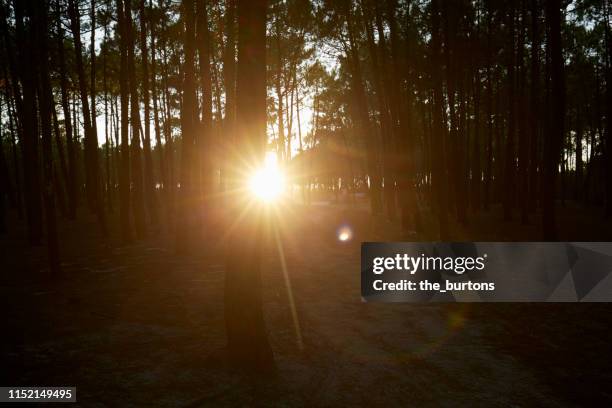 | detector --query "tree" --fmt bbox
[542,0,565,239]
[344,0,382,215]
[196,0,213,211]
[503,1,516,221]
[221,0,236,193]
[177,0,197,251]
[139,0,159,227]
[225,0,275,372]
[116,0,132,242]
[150,0,167,225]
[34,0,61,274]
[125,0,146,238]
[67,0,107,236]
[56,0,78,220]
[430,0,449,239]
[13,0,43,245]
